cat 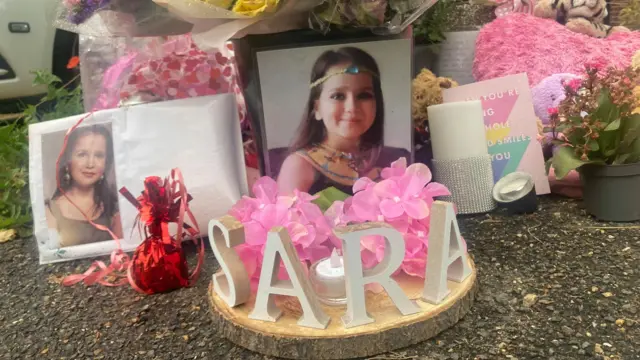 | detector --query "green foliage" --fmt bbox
[312,187,351,213]
[546,67,640,179]
[0,70,83,230]
[413,0,457,45]
[620,0,640,30]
